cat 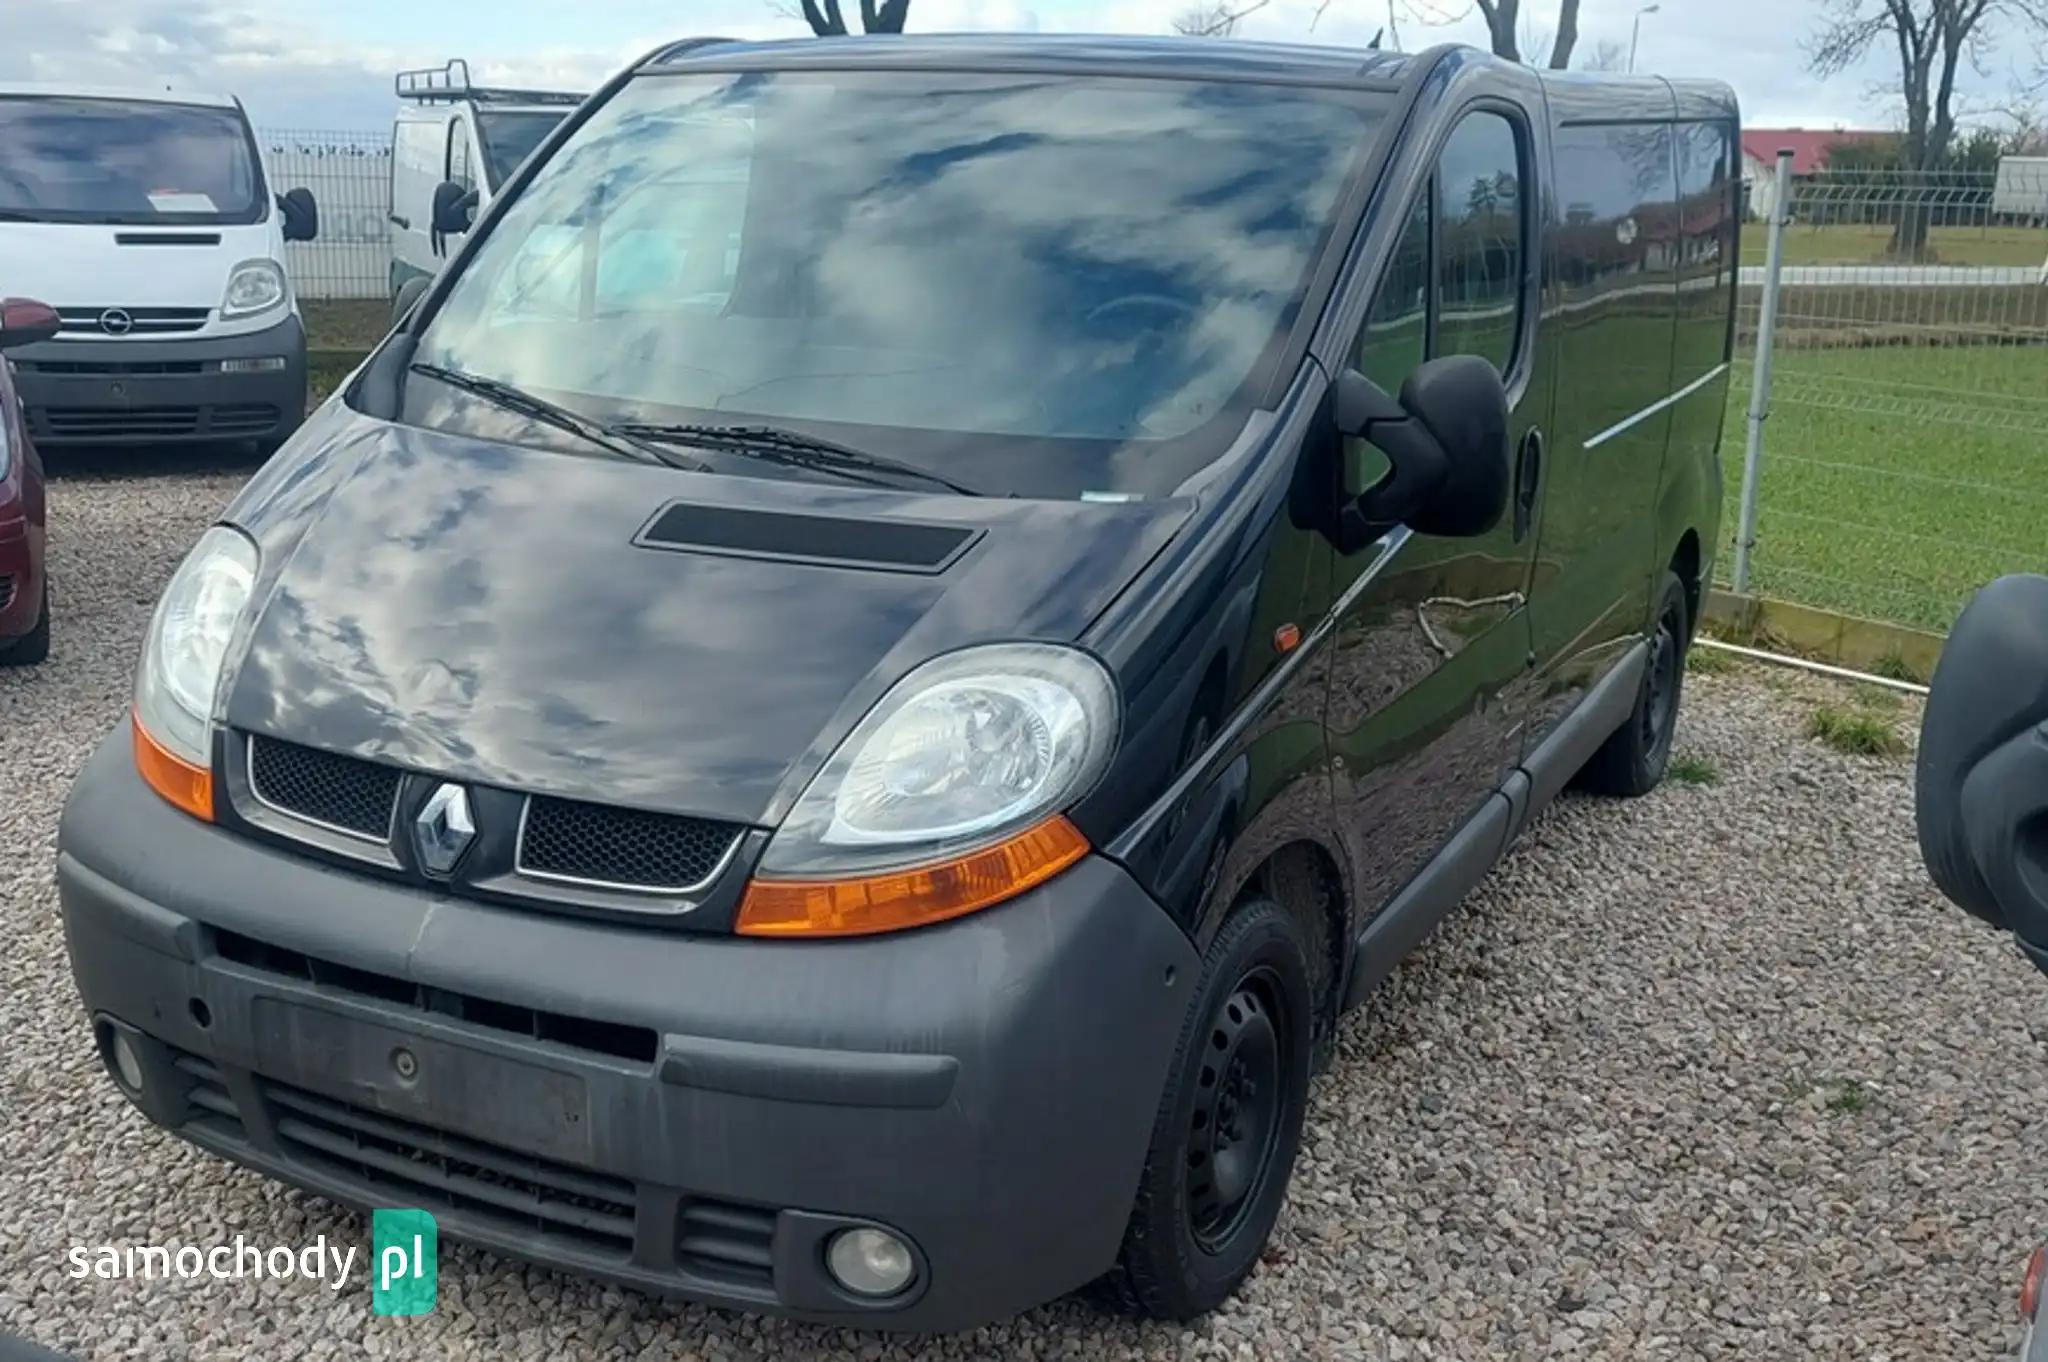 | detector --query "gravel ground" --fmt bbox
[4,454,2045,1361]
